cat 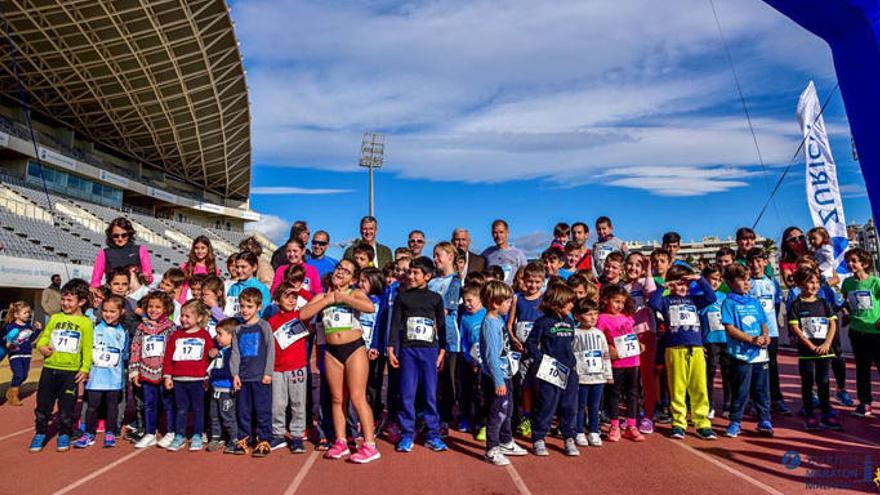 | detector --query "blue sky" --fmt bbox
[231,0,872,257]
